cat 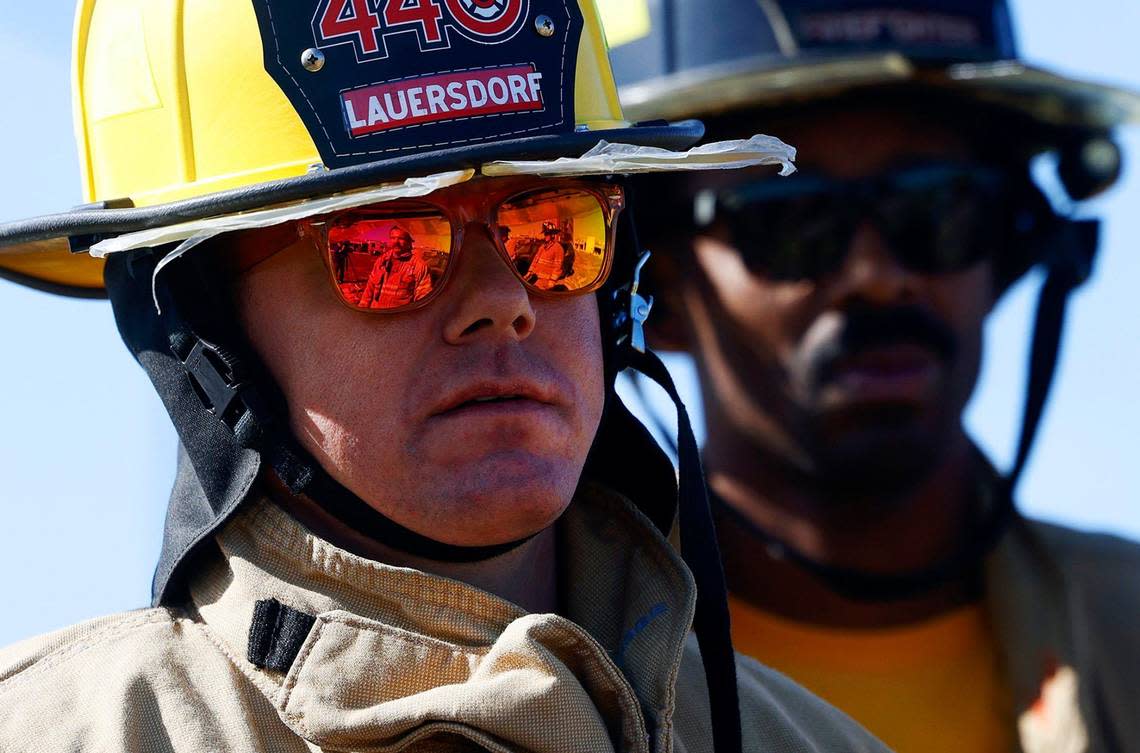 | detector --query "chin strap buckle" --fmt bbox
[181,339,250,431]
[612,250,655,354]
